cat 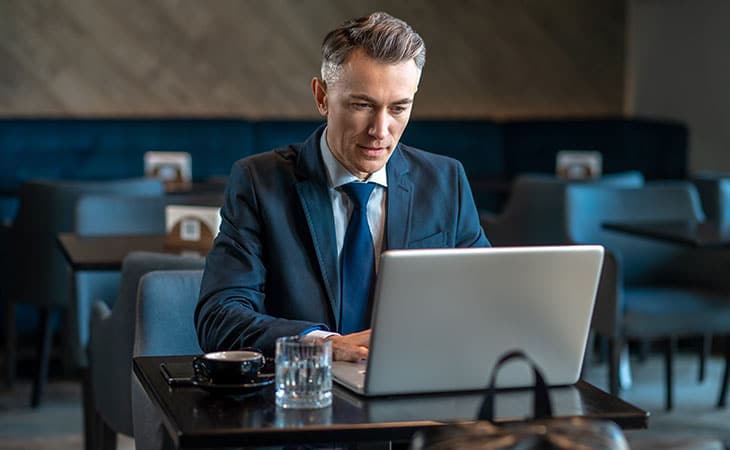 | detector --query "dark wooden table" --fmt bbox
[57,233,206,271]
[603,220,730,247]
[134,355,649,449]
